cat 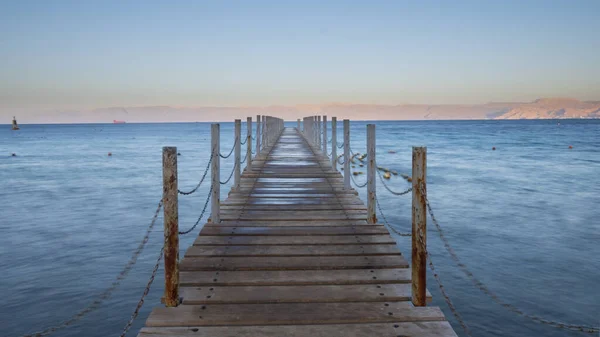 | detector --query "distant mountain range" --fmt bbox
[13,98,600,123]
